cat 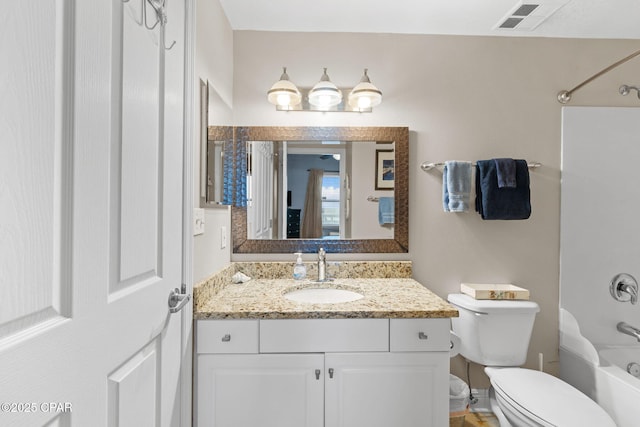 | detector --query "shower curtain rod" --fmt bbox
[557,48,640,104]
